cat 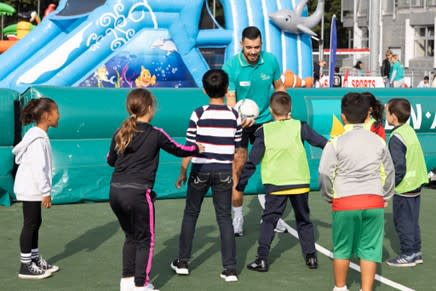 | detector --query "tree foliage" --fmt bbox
[308,0,347,49]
